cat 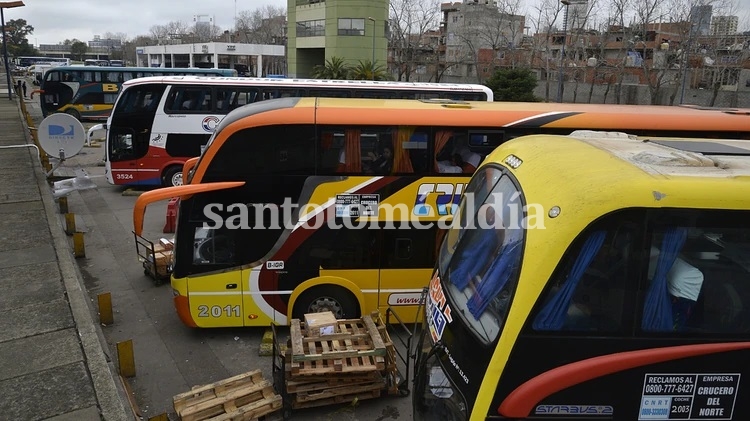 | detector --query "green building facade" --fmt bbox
[287,0,388,78]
